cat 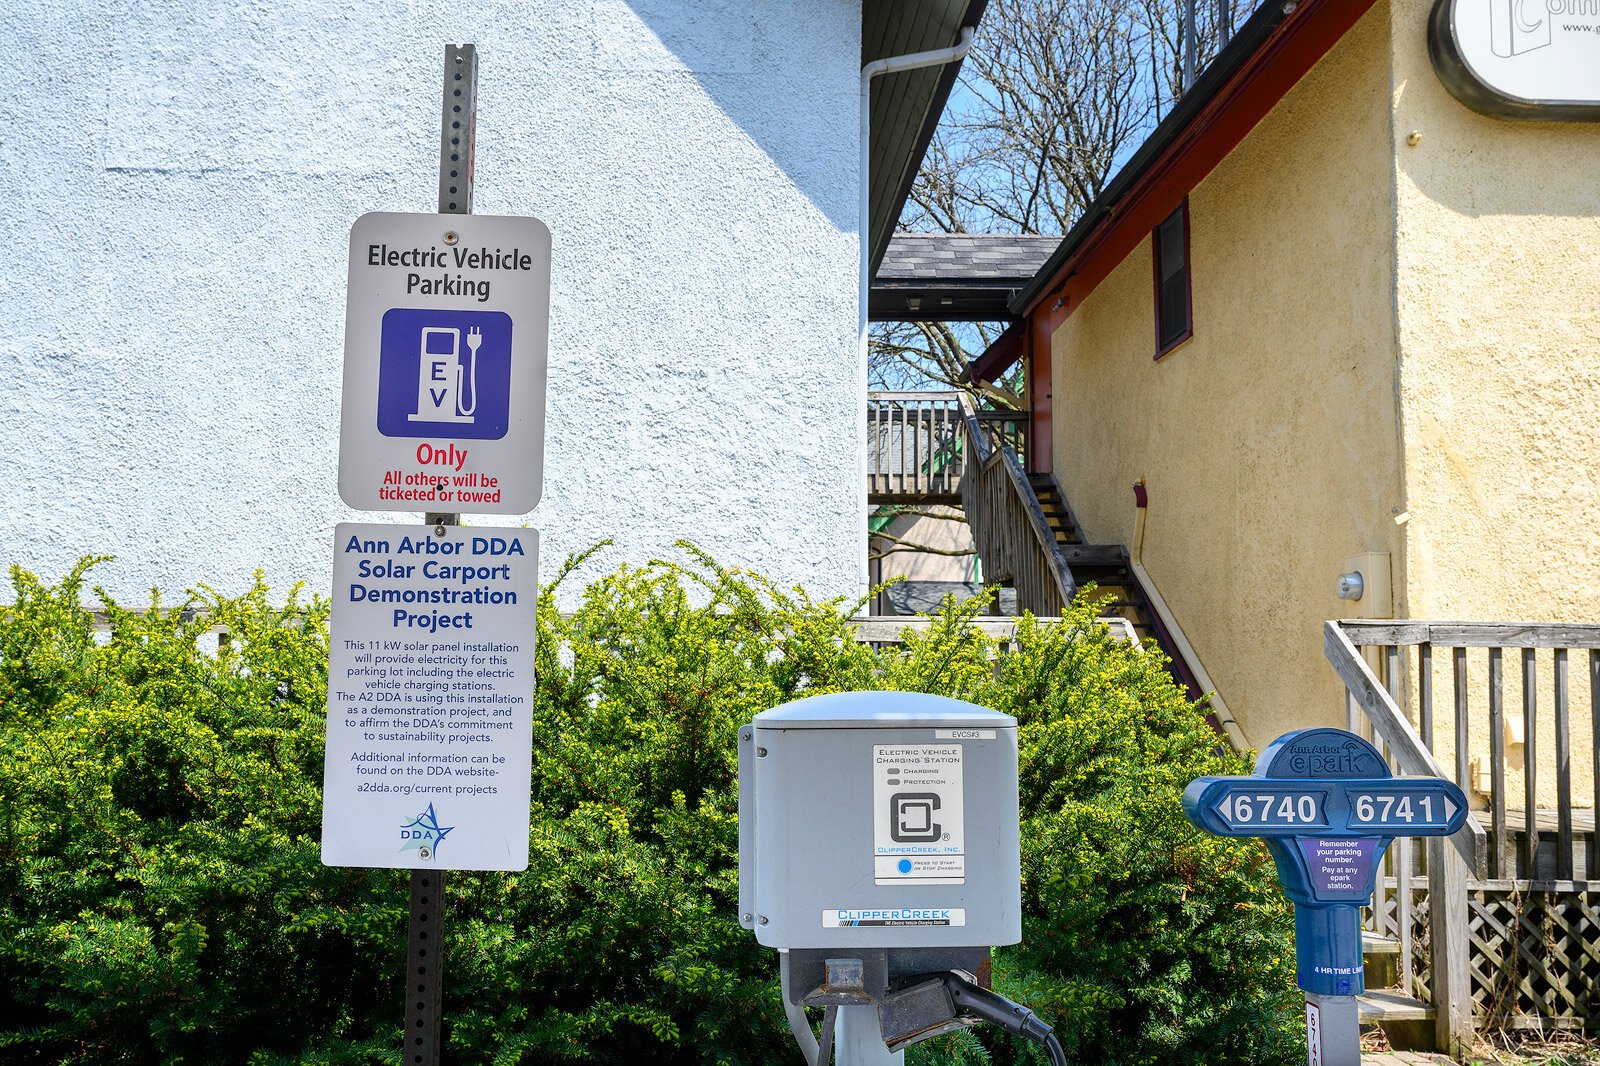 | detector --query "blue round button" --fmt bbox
[897,859,913,874]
